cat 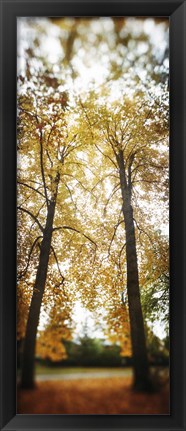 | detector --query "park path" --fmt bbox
[35,369,133,381]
